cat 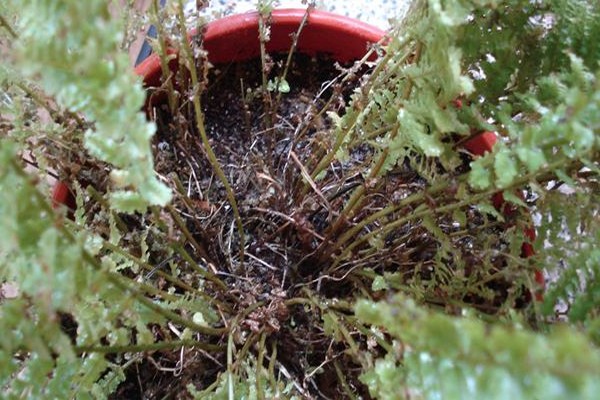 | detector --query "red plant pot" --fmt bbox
[135,9,385,87]
[463,132,544,299]
[53,8,542,298]
[54,9,385,211]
